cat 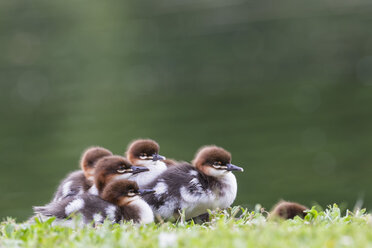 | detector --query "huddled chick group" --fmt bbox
[32,139,245,225]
